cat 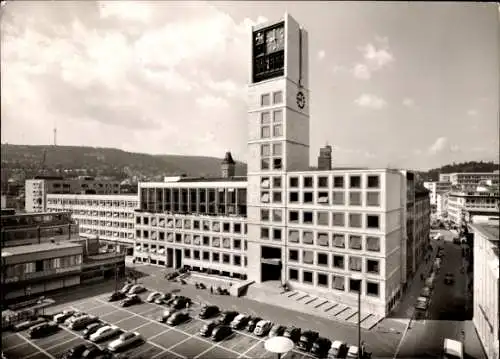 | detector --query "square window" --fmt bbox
[273,91,283,104]
[223,222,230,232]
[261,158,270,170]
[303,211,313,224]
[304,192,313,203]
[261,227,269,240]
[317,252,329,266]
[289,211,299,223]
[317,232,329,246]
[318,177,328,188]
[234,255,241,265]
[303,271,313,283]
[194,250,200,260]
[203,251,210,260]
[261,209,270,221]
[273,176,282,188]
[261,144,270,156]
[273,124,283,137]
[367,215,379,229]
[212,252,220,262]
[302,231,314,244]
[272,191,282,203]
[349,235,362,250]
[349,278,361,293]
[289,230,299,243]
[234,239,241,249]
[261,192,270,203]
[273,228,282,241]
[349,192,362,206]
[261,126,270,138]
[193,220,200,229]
[333,276,345,291]
[223,254,230,264]
[334,176,344,188]
[333,255,344,269]
[349,176,361,188]
[318,192,329,204]
[317,273,328,287]
[273,158,282,169]
[349,256,362,271]
[273,110,283,123]
[222,238,231,248]
[289,192,299,202]
[349,213,362,228]
[273,209,282,222]
[289,249,299,261]
[303,250,314,264]
[367,259,380,274]
[273,143,282,156]
[332,212,345,226]
[304,177,314,188]
[212,237,220,247]
[184,249,191,258]
[290,177,299,187]
[317,211,329,226]
[261,94,270,106]
[366,192,380,206]
[366,236,380,252]
[332,191,344,205]
[289,268,299,280]
[367,175,380,188]
[367,282,379,297]
[203,236,209,246]
[261,177,270,188]
[234,223,241,233]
